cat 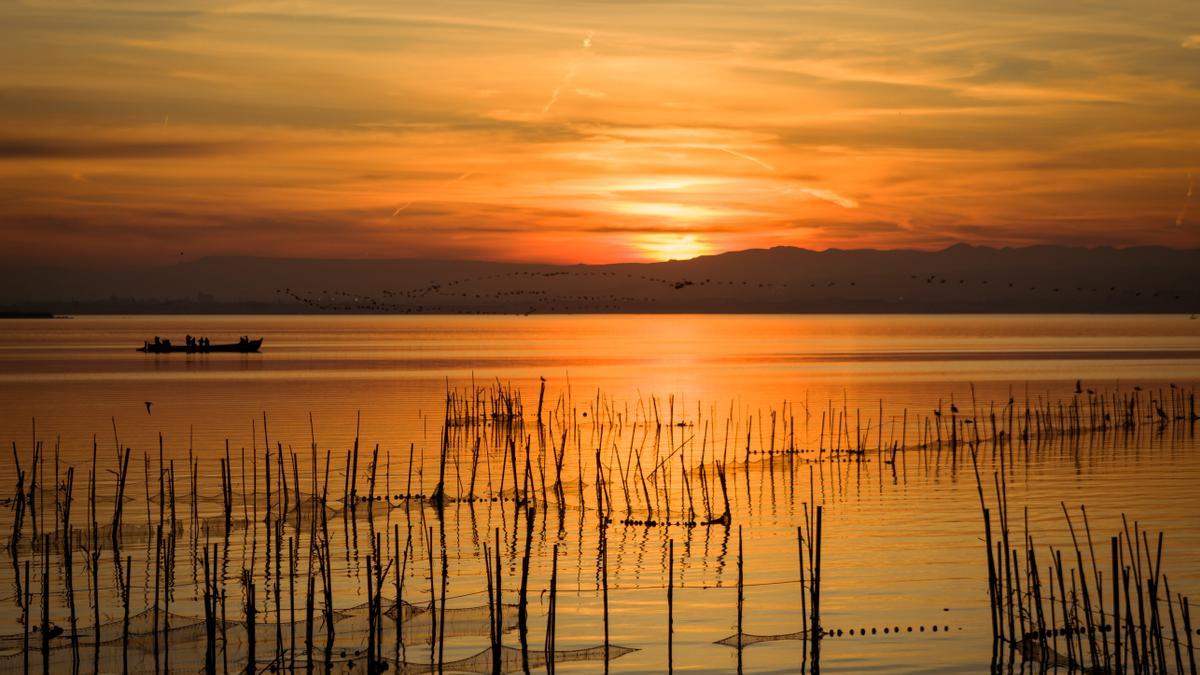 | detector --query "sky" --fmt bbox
[2,0,1199,265]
